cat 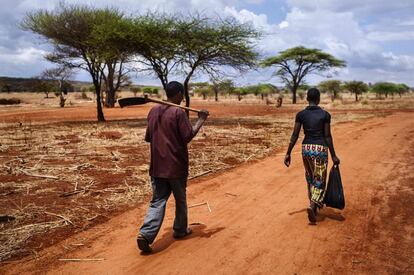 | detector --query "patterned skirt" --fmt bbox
[302,144,328,207]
